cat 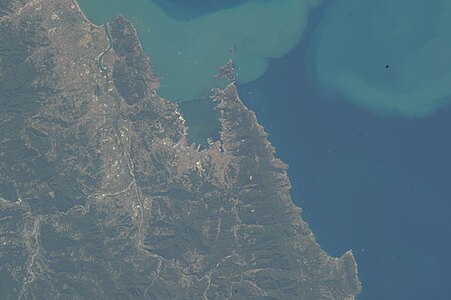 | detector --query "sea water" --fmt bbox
[307,0,451,117]
[76,0,320,102]
[239,3,451,299]
[76,1,451,299]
